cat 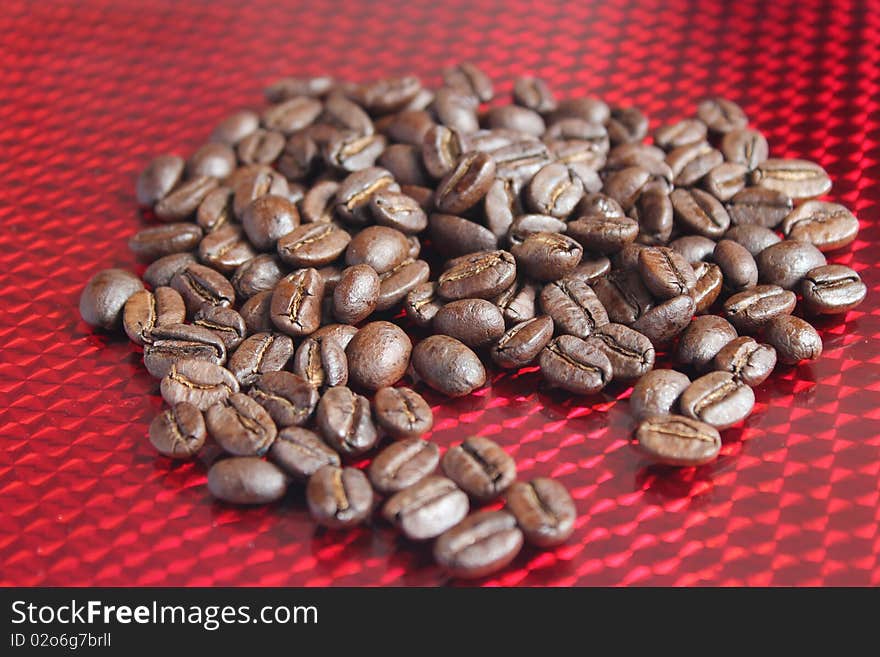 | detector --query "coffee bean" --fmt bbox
[607,106,648,145]
[315,386,379,457]
[723,224,782,256]
[240,195,300,251]
[638,246,697,299]
[630,370,691,420]
[372,386,433,439]
[187,142,235,179]
[511,232,582,282]
[676,315,738,371]
[240,291,274,335]
[330,265,379,324]
[680,370,755,429]
[265,76,334,102]
[591,268,653,325]
[506,478,576,548]
[137,155,185,206]
[422,124,467,179]
[493,278,538,325]
[545,118,608,150]
[441,436,515,502]
[405,282,445,327]
[432,299,505,348]
[540,334,613,394]
[160,359,239,411]
[170,262,235,316]
[630,294,696,346]
[206,392,277,456]
[490,139,551,184]
[633,188,674,245]
[345,321,412,391]
[669,235,718,264]
[548,96,610,125]
[653,119,707,151]
[635,414,721,466]
[324,131,387,172]
[143,253,197,289]
[433,509,523,579]
[231,254,284,300]
[566,214,639,255]
[232,166,290,219]
[431,213,497,257]
[270,268,324,336]
[751,158,832,199]
[191,306,245,350]
[723,284,797,333]
[602,166,657,211]
[261,96,322,135]
[513,76,557,112]
[369,439,441,494]
[508,214,567,246]
[380,109,435,146]
[434,151,496,214]
[438,250,517,300]
[228,333,292,388]
[123,287,186,345]
[697,97,748,134]
[376,258,430,311]
[265,426,339,481]
[130,223,203,261]
[763,315,823,364]
[691,262,724,313]
[725,186,793,228]
[155,176,218,221]
[443,62,493,102]
[721,128,768,170]
[211,110,260,145]
[324,90,375,136]
[366,189,427,234]
[432,88,480,133]
[490,315,554,369]
[196,186,234,233]
[780,201,859,252]
[277,223,351,268]
[142,323,227,379]
[336,168,399,226]
[586,323,655,379]
[412,335,486,397]
[801,264,867,315]
[539,277,609,338]
[712,336,777,386]
[307,465,373,529]
[197,223,256,273]
[292,336,348,390]
[604,142,666,171]
[756,240,827,290]
[670,187,730,239]
[149,402,206,459]
[713,239,758,292]
[379,475,468,540]
[249,371,319,428]
[356,76,423,114]
[703,162,748,201]
[239,128,287,166]
[524,162,584,218]
[311,323,359,351]
[208,457,288,505]
[666,141,724,187]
